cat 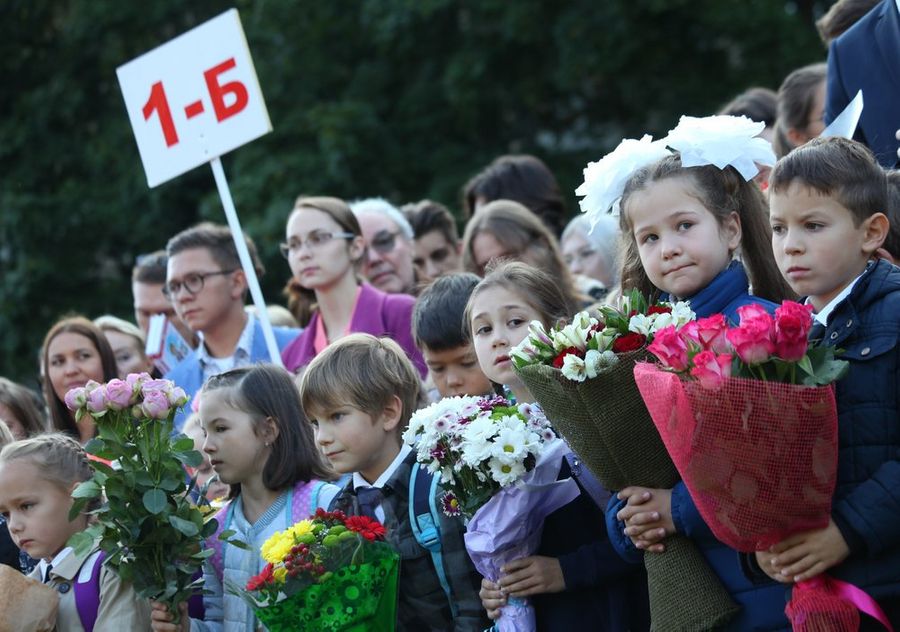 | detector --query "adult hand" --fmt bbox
[150,600,189,632]
[498,555,566,598]
[480,577,506,620]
